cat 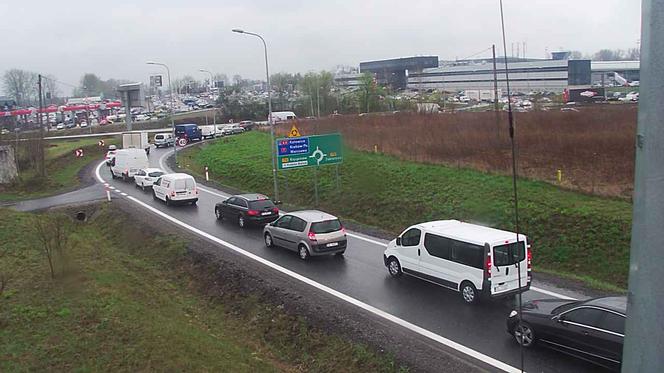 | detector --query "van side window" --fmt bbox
[451,241,484,269]
[424,233,452,260]
[401,228,421,247]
